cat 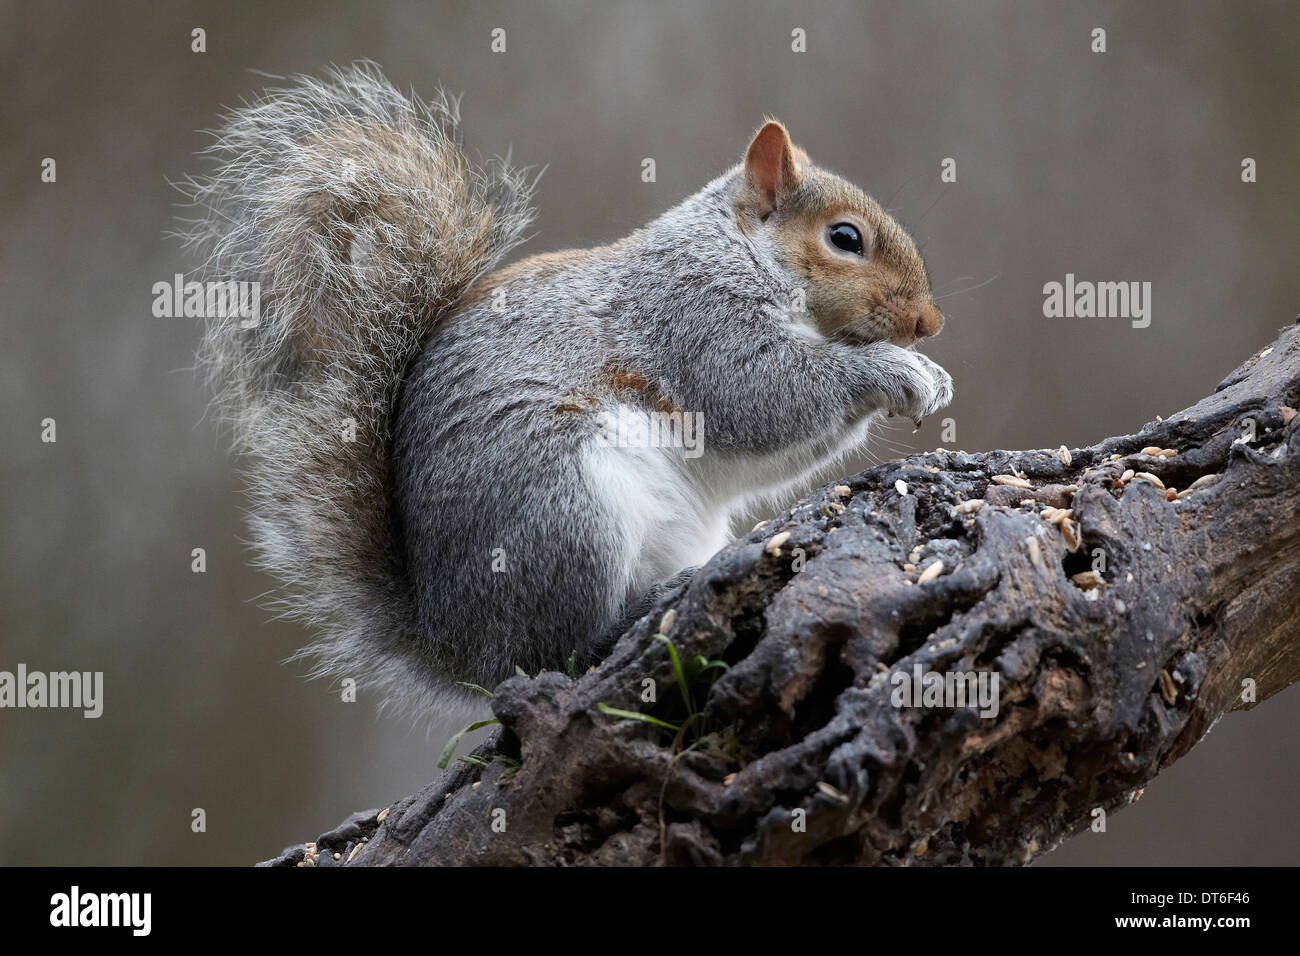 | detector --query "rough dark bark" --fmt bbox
[263,321,1300,867]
